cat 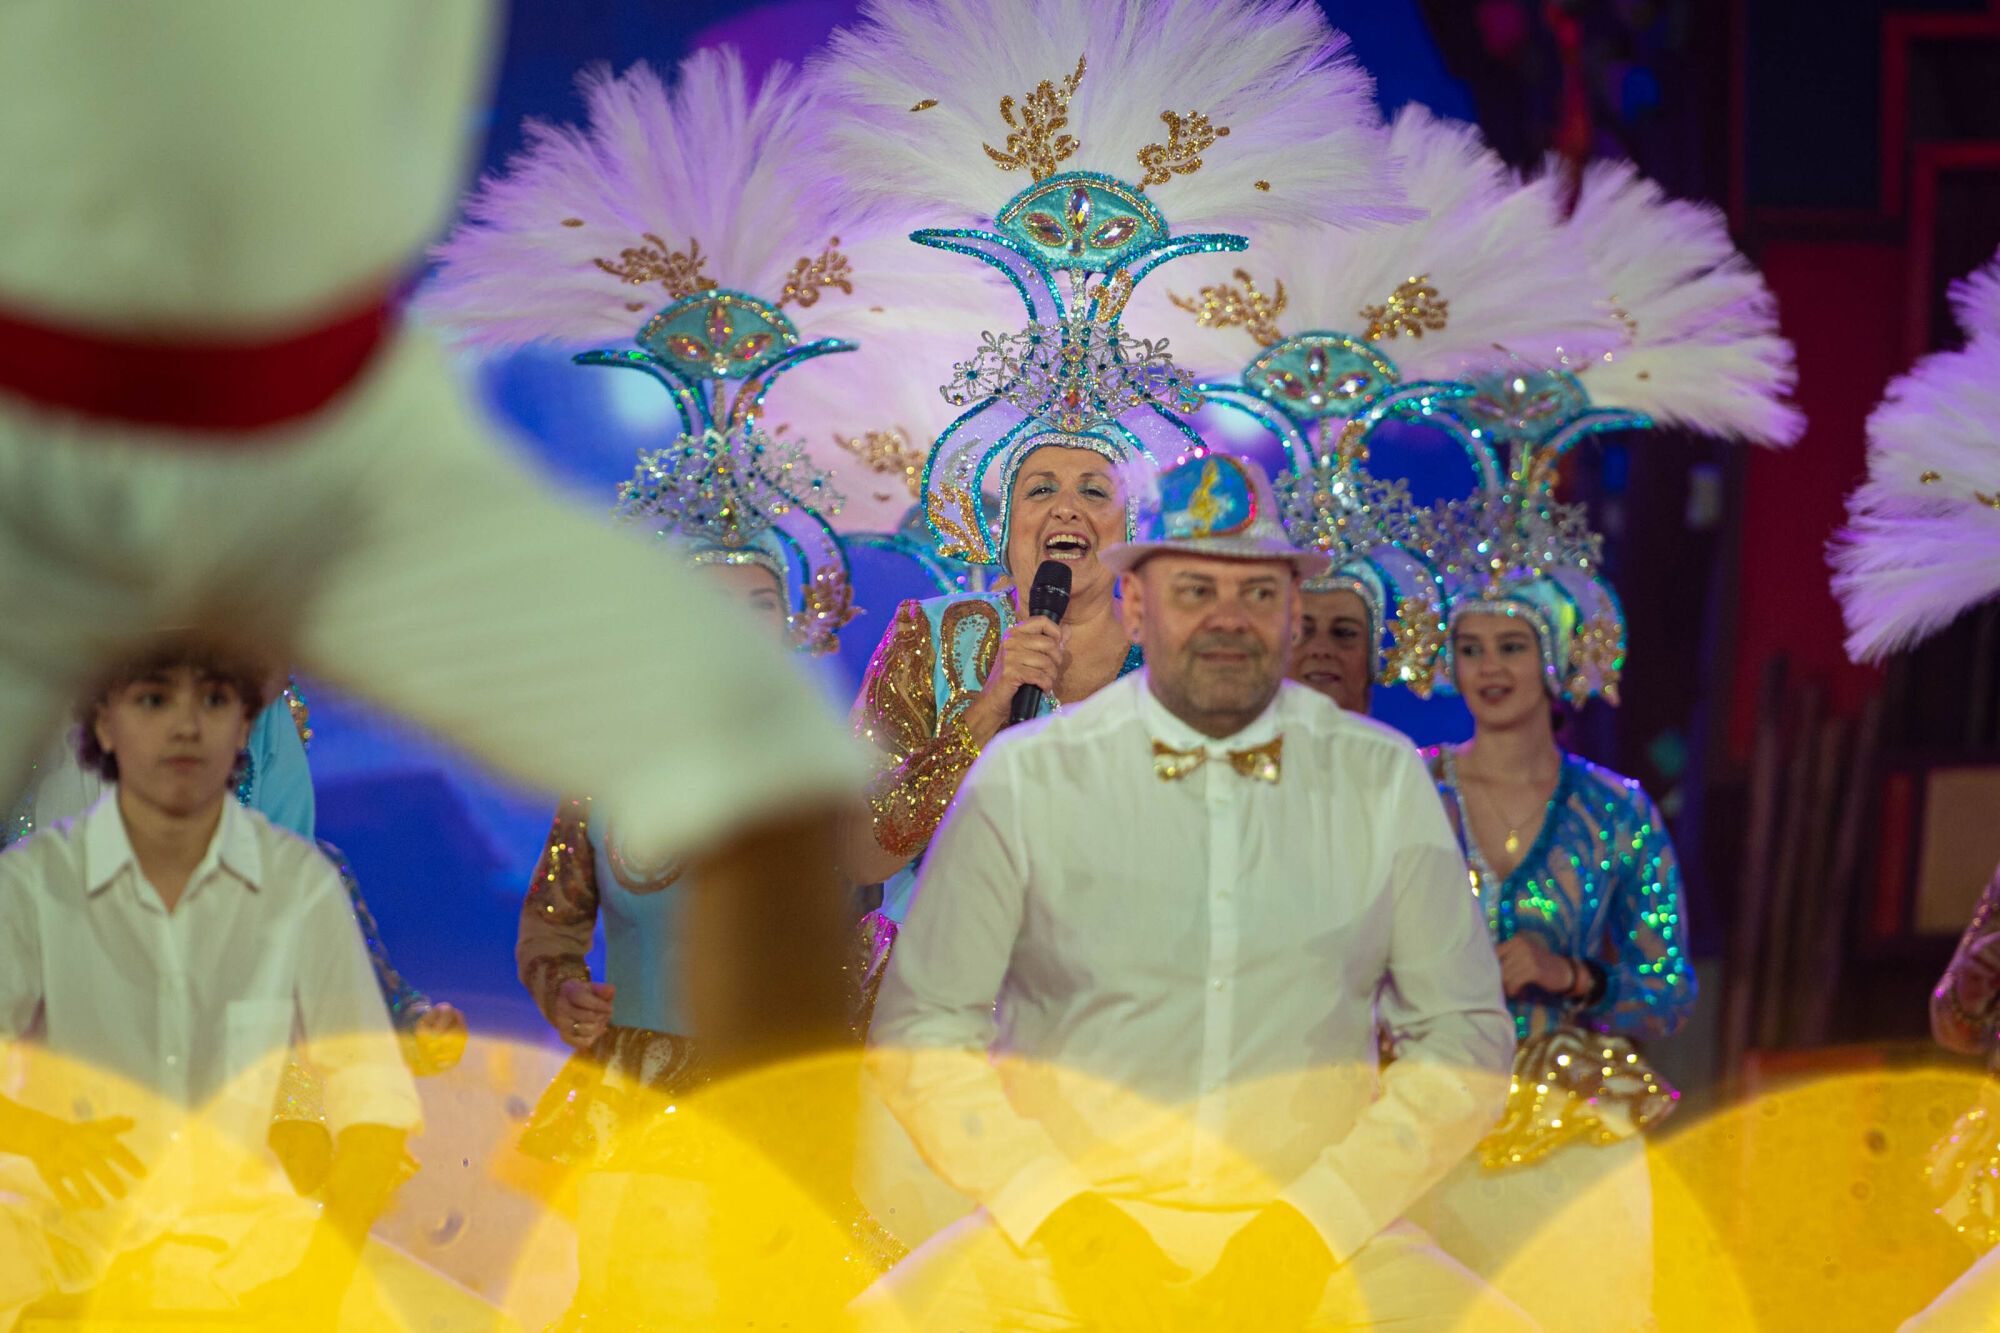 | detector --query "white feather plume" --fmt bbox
[1561,158,1803,446]
[420,49,873,351]
[814,0,1407,235]
[774,234,1016,531]
[1128,105,1623,382]
[1832,250,2000,660]
[1950,256,2000,340]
